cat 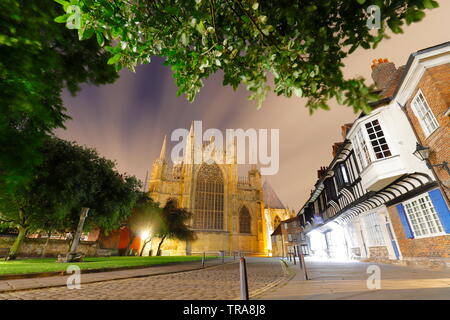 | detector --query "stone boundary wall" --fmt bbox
[0,236,98,257]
